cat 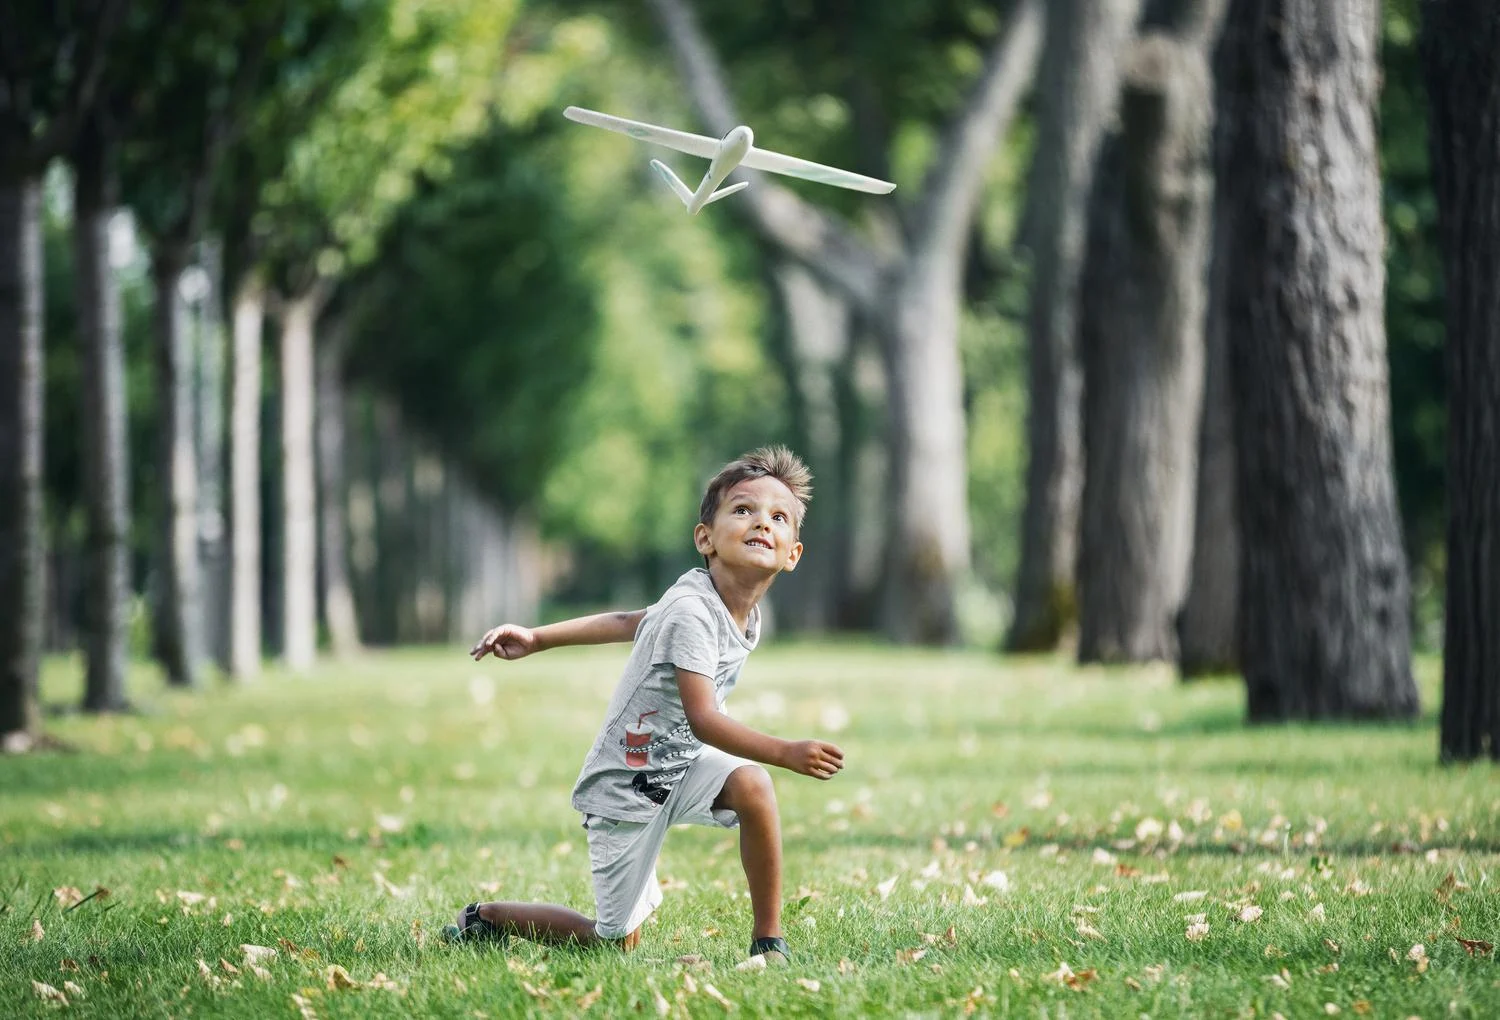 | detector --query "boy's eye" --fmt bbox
[733,506,750,515]
[773,512,787,523]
